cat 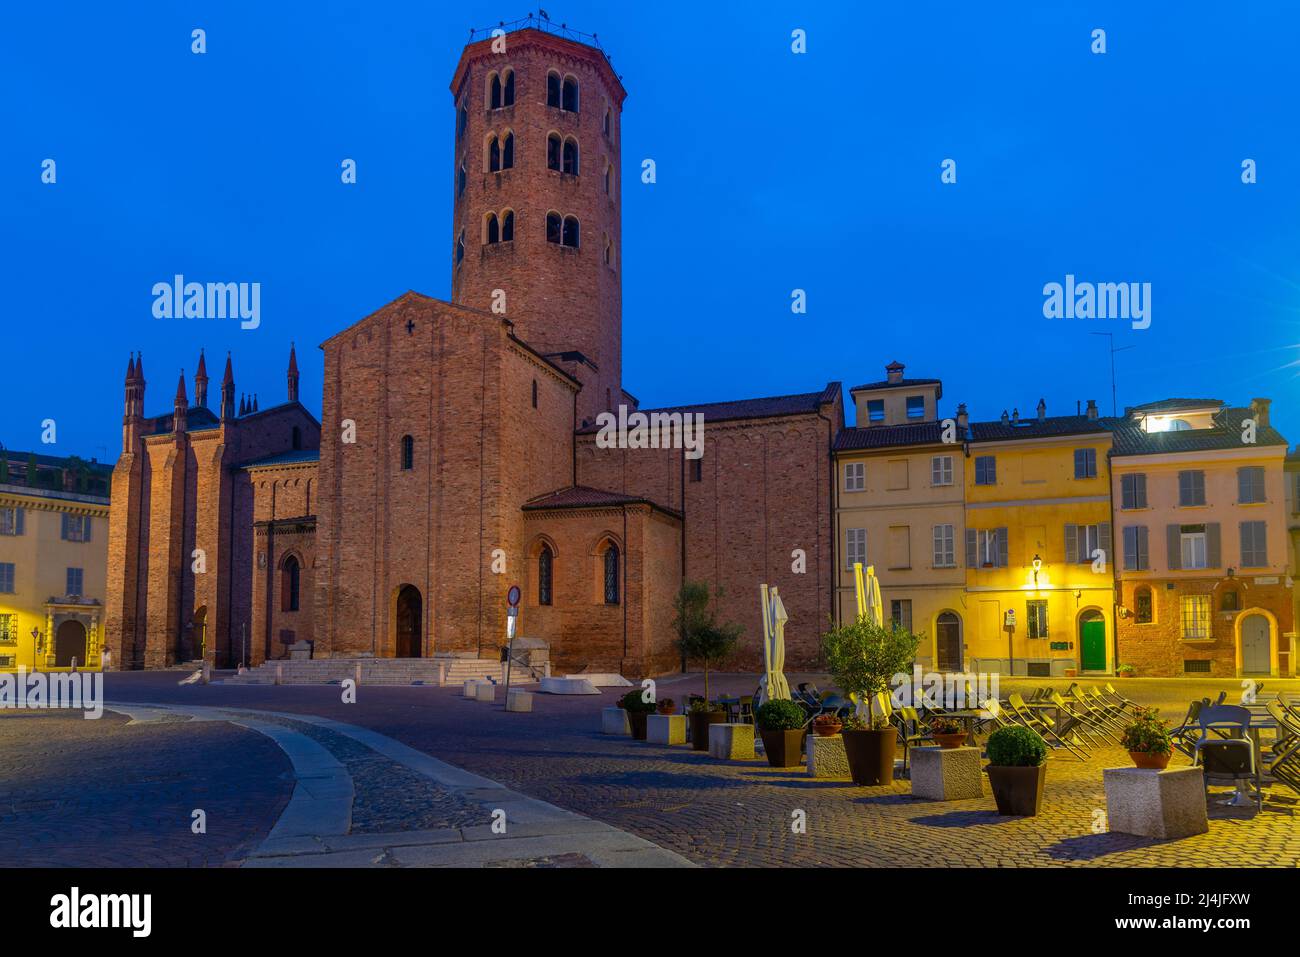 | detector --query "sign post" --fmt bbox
[503,585,521,698]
